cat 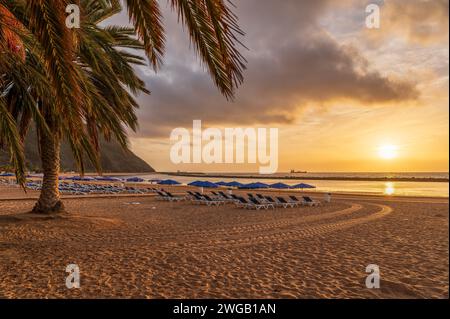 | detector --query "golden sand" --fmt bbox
[0,185,448,298]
